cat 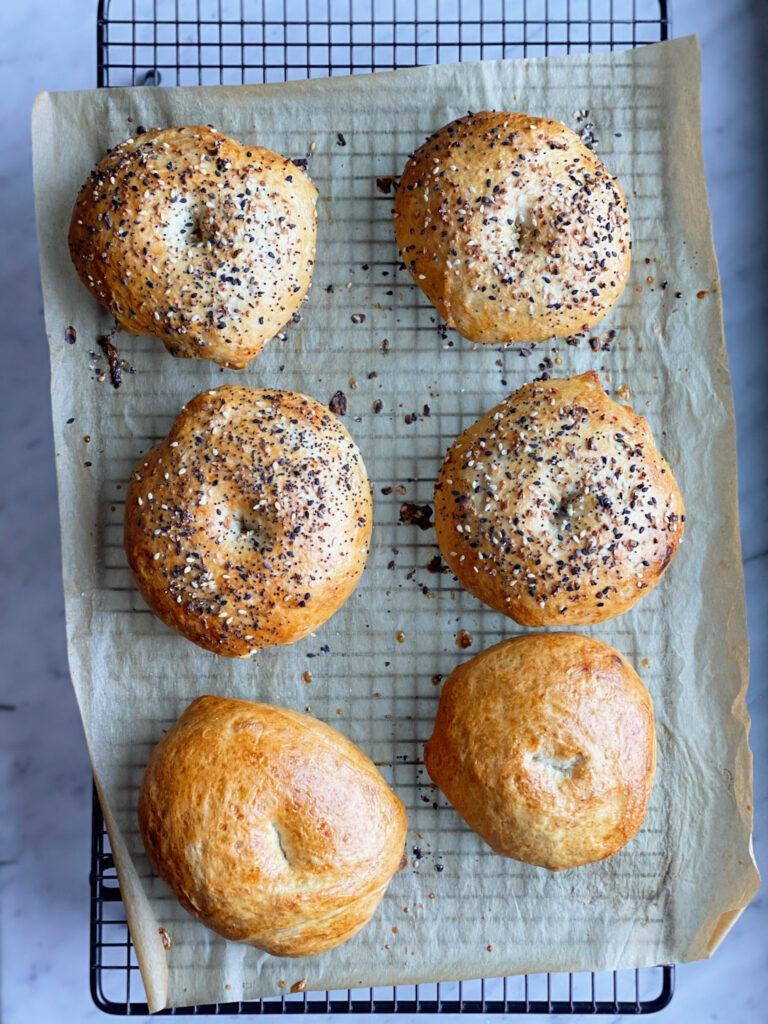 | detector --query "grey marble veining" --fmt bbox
[0,1,764,1021]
